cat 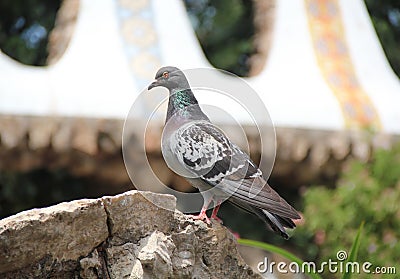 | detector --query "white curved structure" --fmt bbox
[0,0,399,133]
